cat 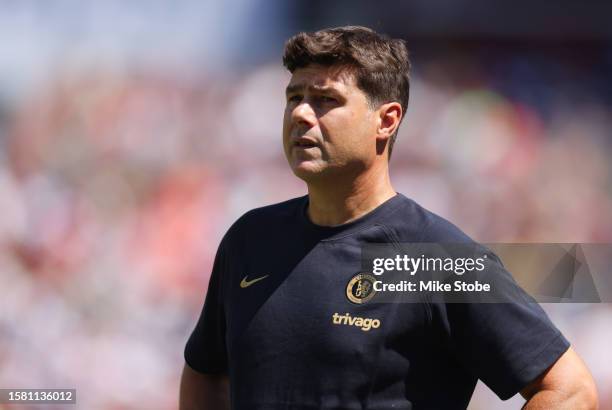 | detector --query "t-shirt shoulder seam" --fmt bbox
[416,213,439,242]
